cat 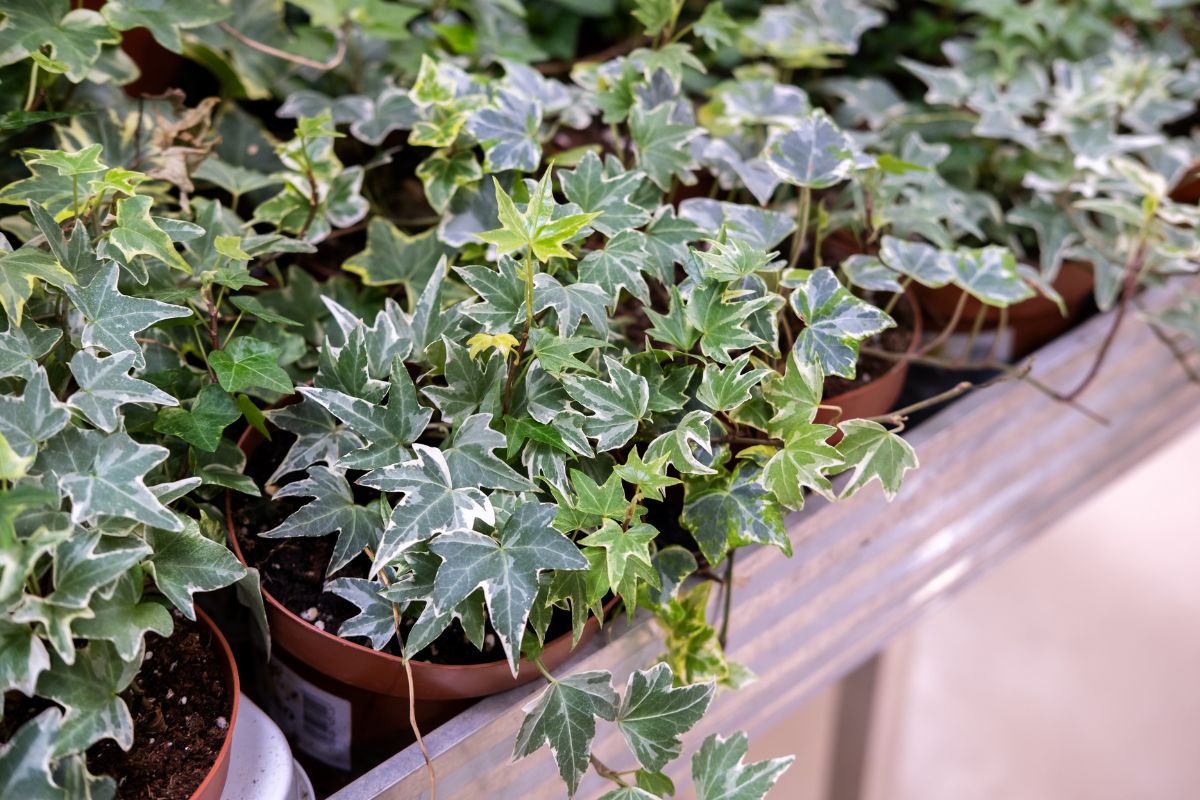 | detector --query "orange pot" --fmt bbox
[191,607,240,800]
